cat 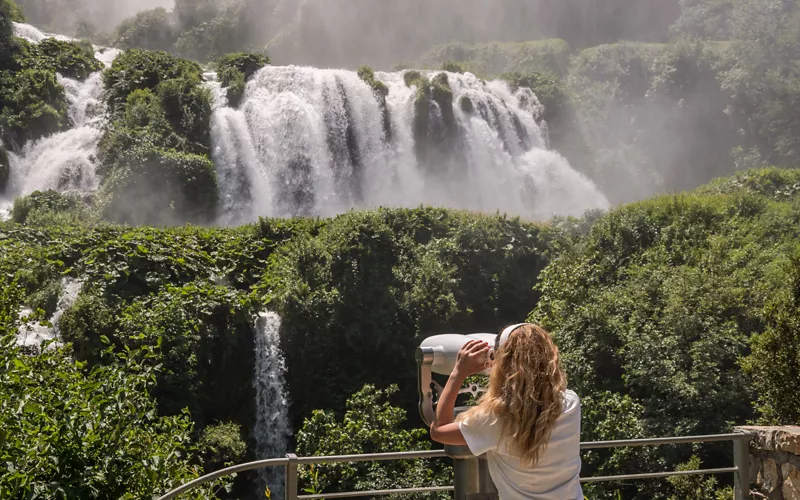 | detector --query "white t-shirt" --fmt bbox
[459,389,583,500]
